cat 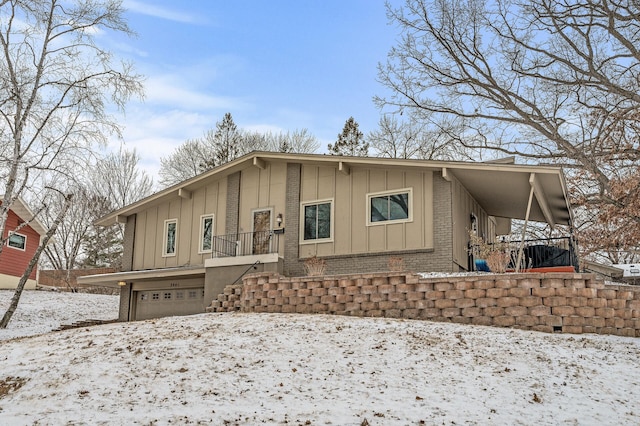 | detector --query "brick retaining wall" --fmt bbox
[207,271,640,337]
